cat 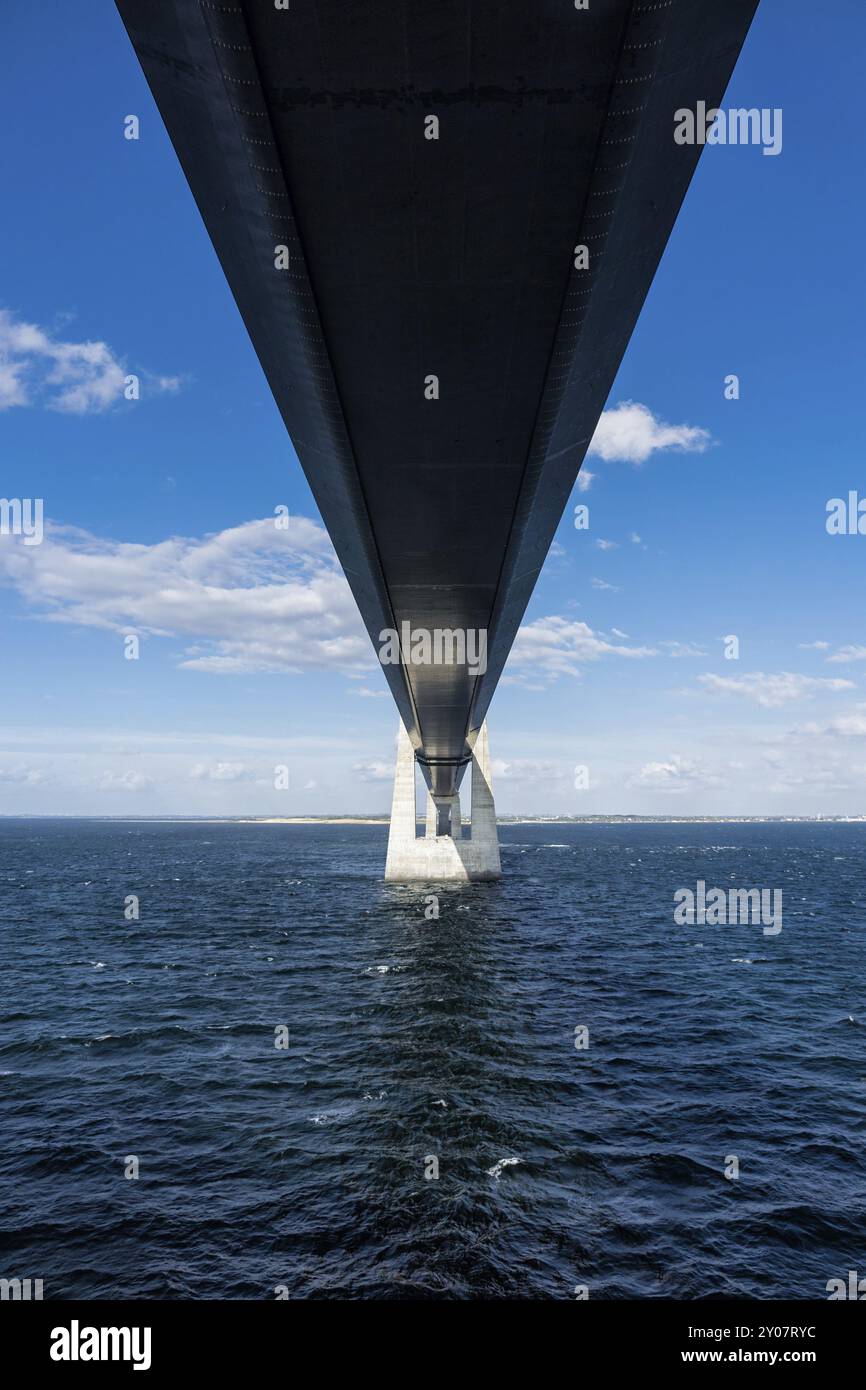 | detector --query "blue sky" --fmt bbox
[1,0,865,817]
